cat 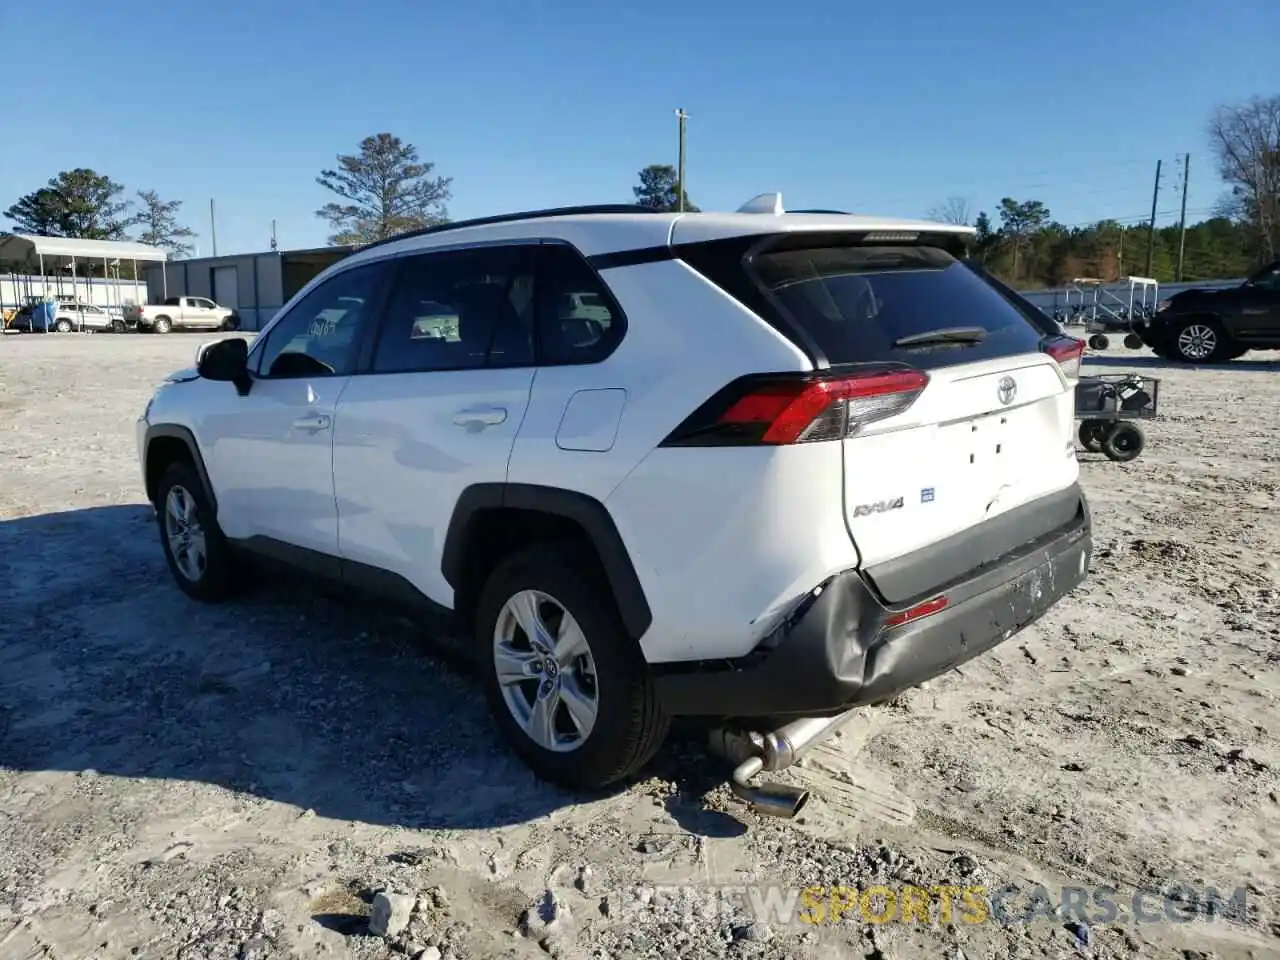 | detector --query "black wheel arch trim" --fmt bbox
[143,424,218,514]
[442,482,653,639]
